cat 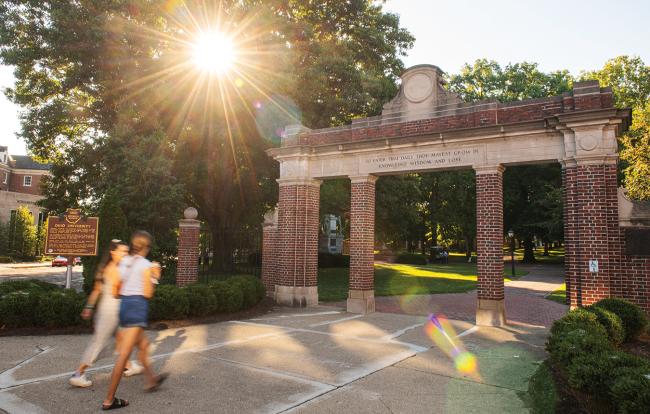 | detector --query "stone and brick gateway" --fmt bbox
[261,64,650,326]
